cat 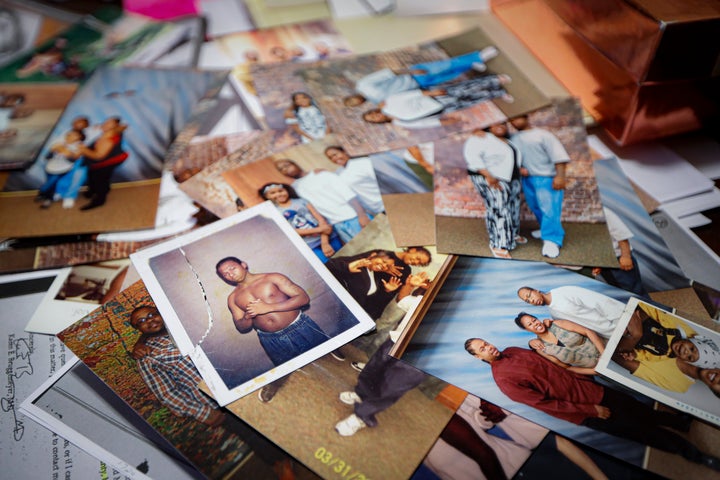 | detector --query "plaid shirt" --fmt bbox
[136,334,217,422]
